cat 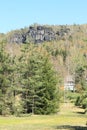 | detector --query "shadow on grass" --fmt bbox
[76,111,85,114]
[56,125,87,130]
